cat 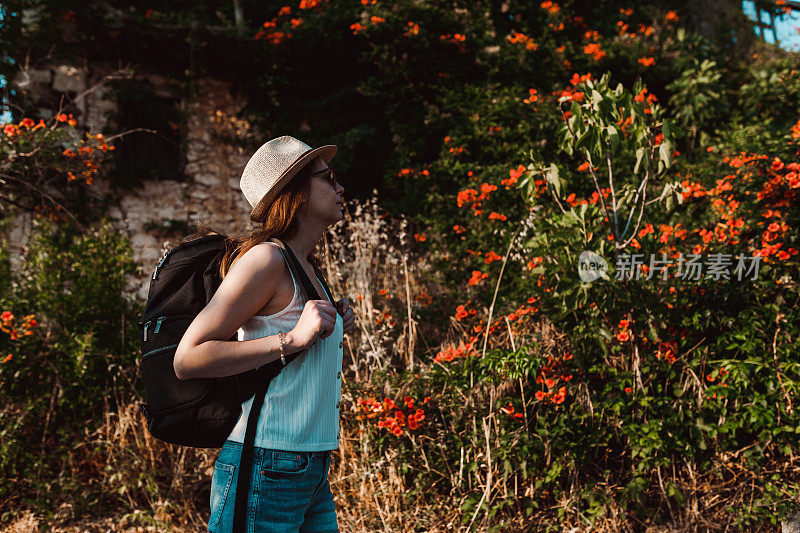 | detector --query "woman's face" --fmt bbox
[302,157,345,225]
